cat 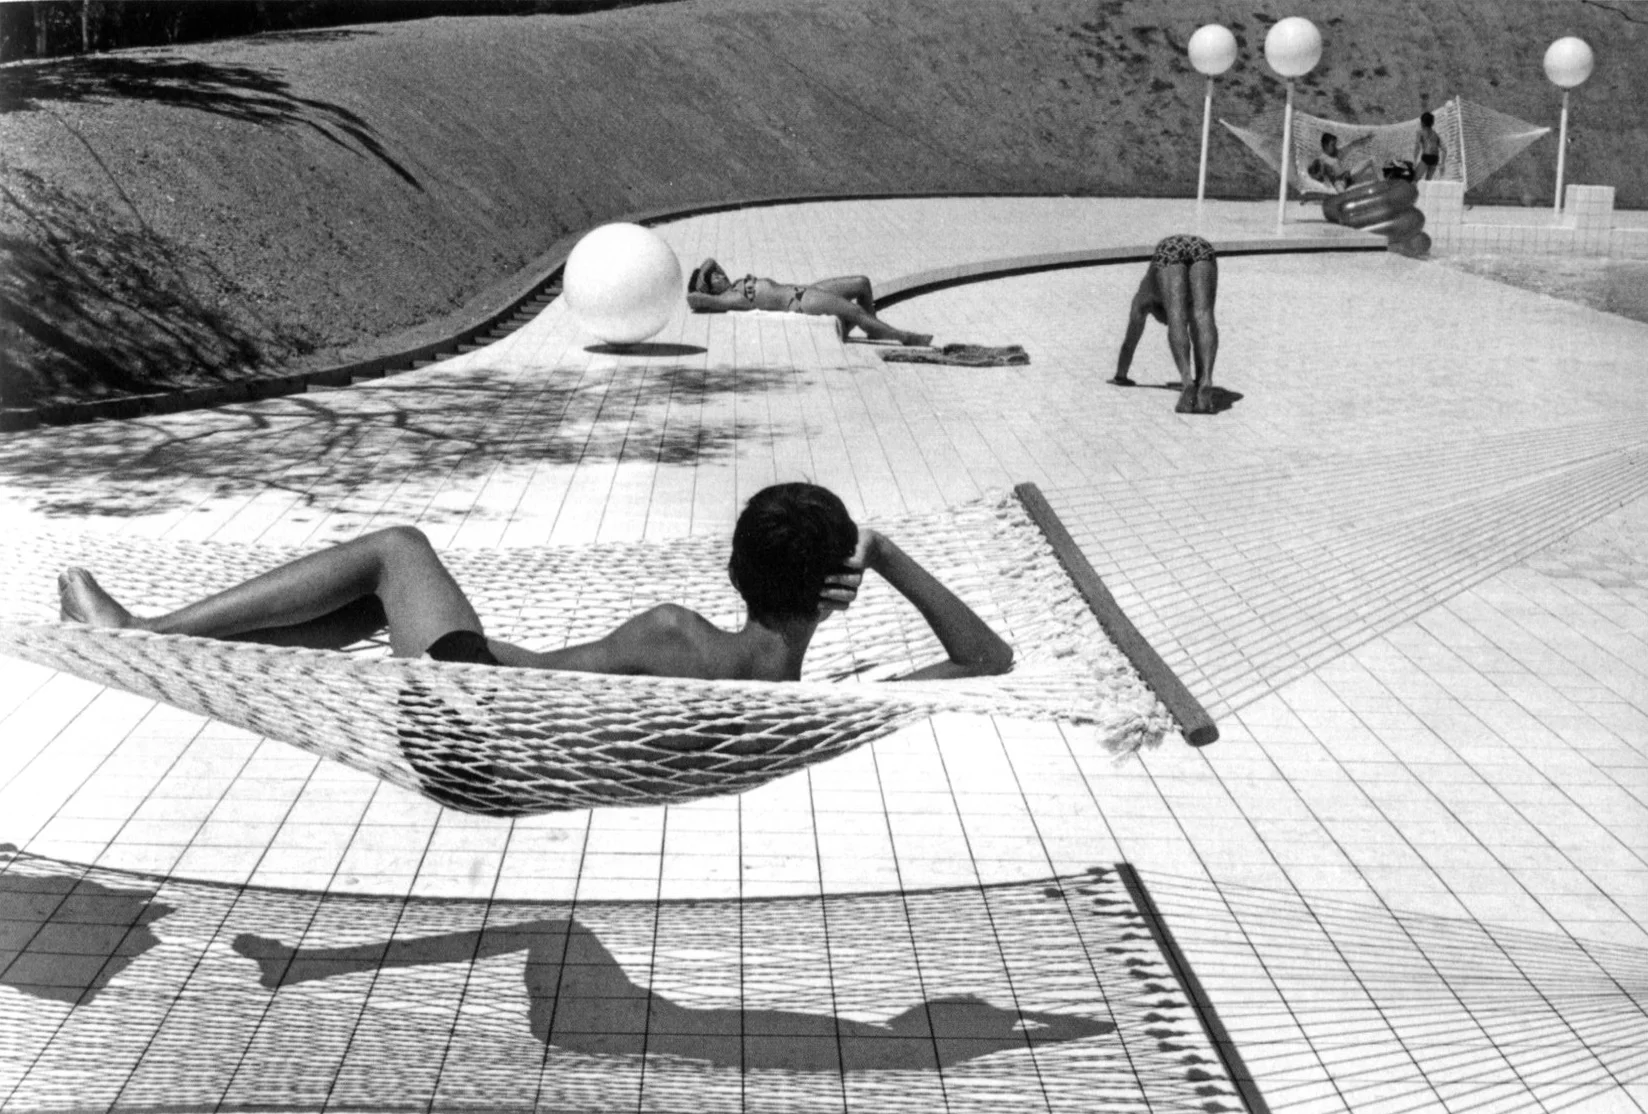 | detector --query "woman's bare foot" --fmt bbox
[58,568,140,628]
[1175,383,1198,413]
[903,333,934,347]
